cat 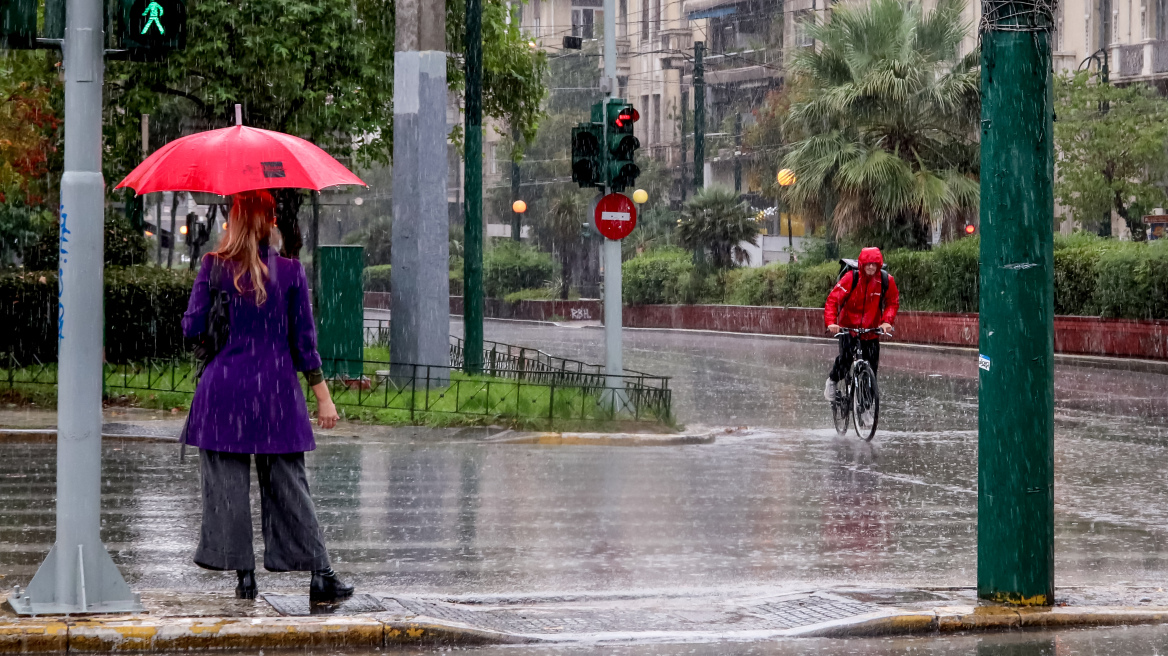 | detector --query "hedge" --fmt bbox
[363,264,392,292]
[0,267,195,365]
[483,242,555,298]
[625,236,1168,320]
